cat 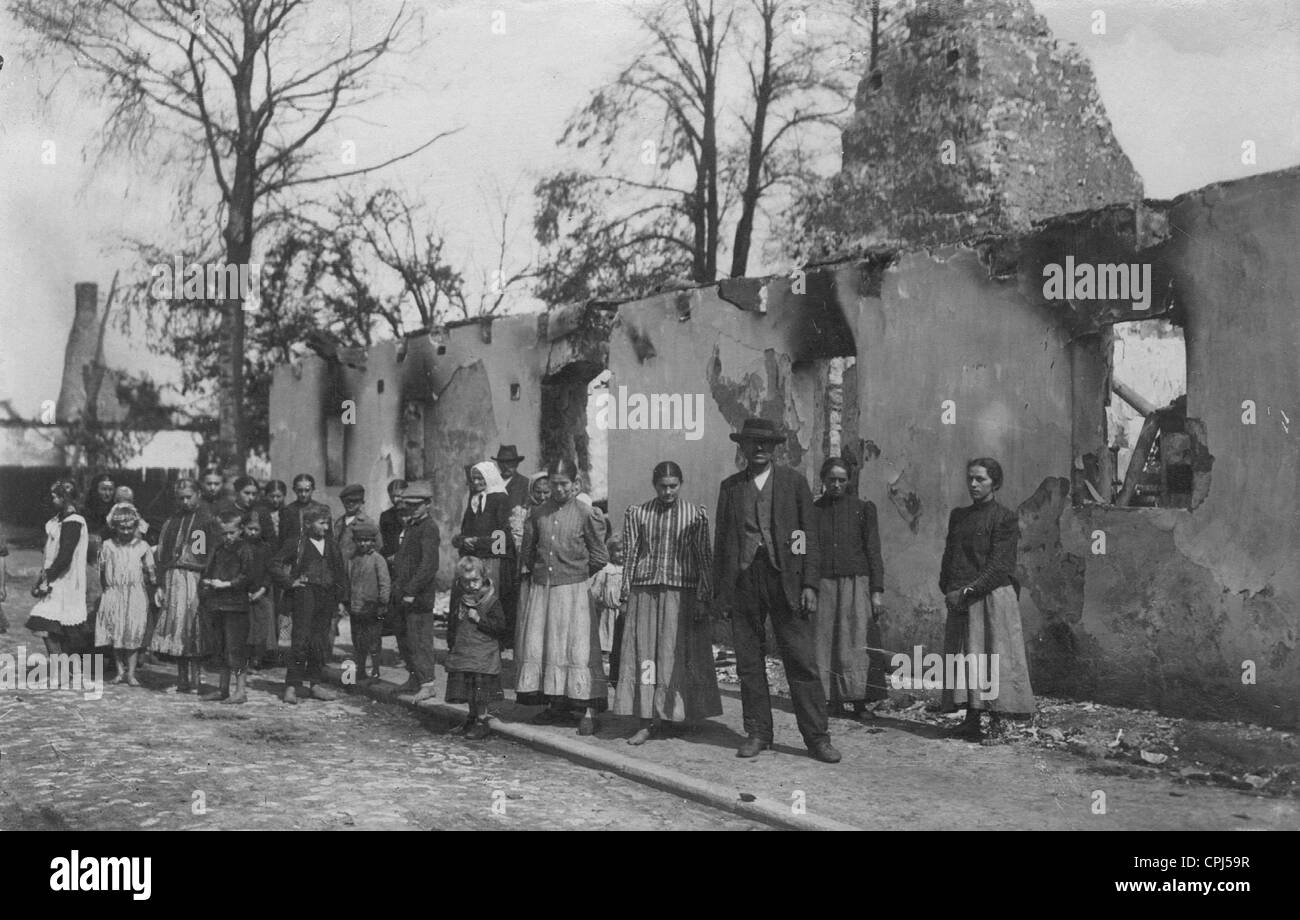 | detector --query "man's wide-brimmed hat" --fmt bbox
[729,418,787,444]
[493,444,524,463]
